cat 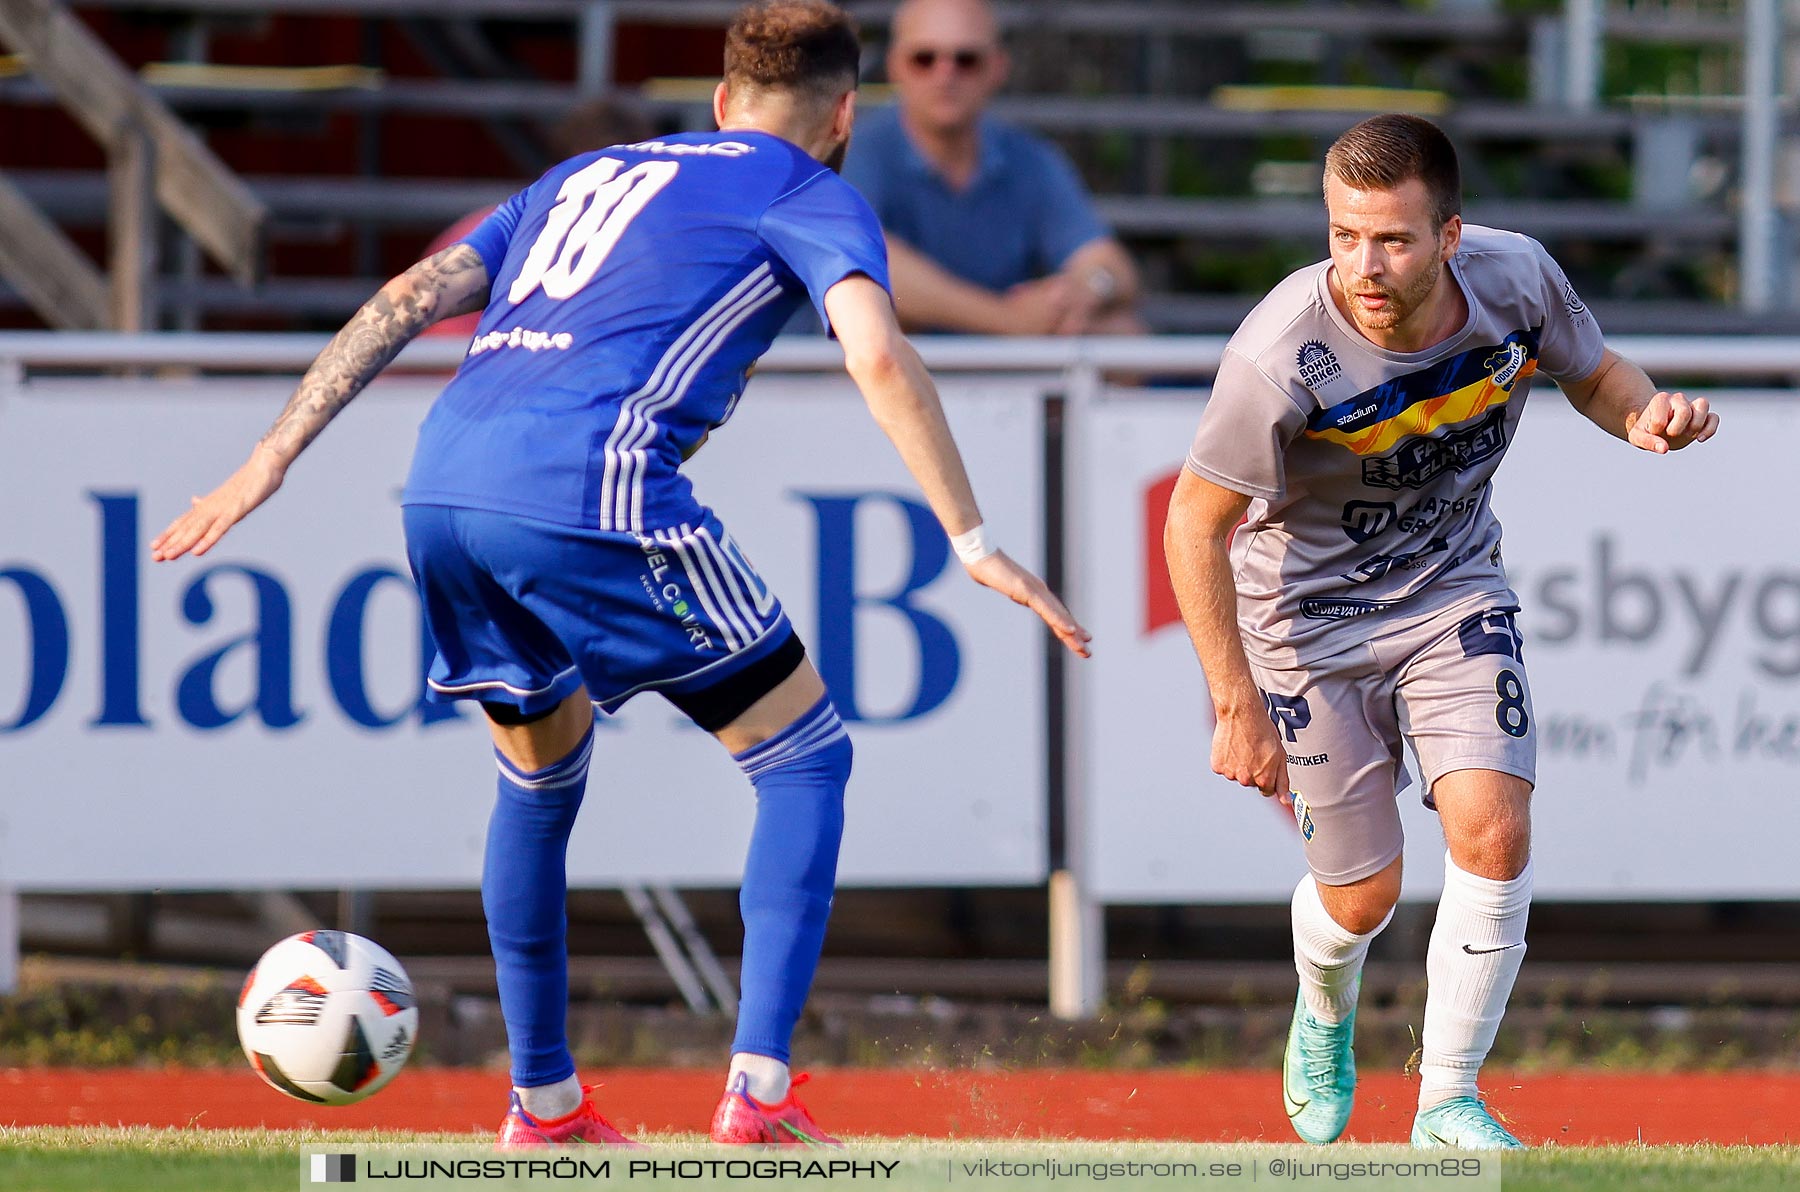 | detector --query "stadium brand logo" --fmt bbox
[1361,408,1507,490]
[466,327,574,357]
[1335,402,1376,428]
[618,139,755,158]
[1296,340,1343,389]
[1,490,963,736]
